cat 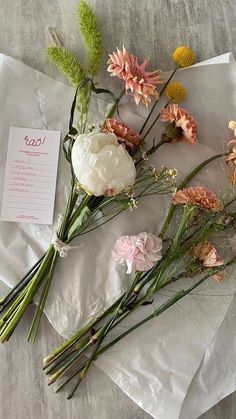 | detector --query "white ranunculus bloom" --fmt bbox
[71,132,136,196]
